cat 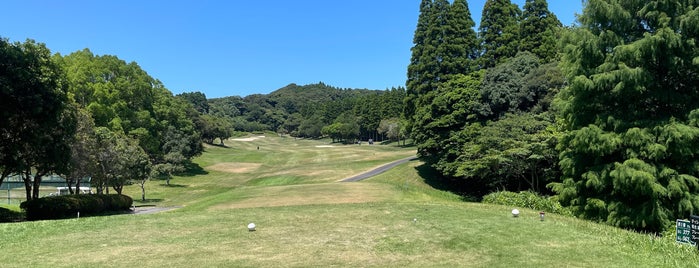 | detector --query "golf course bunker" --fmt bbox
[232,136,265,142]
[315,145,335,148]
[210,183,394,209]
[207,162,262,173]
